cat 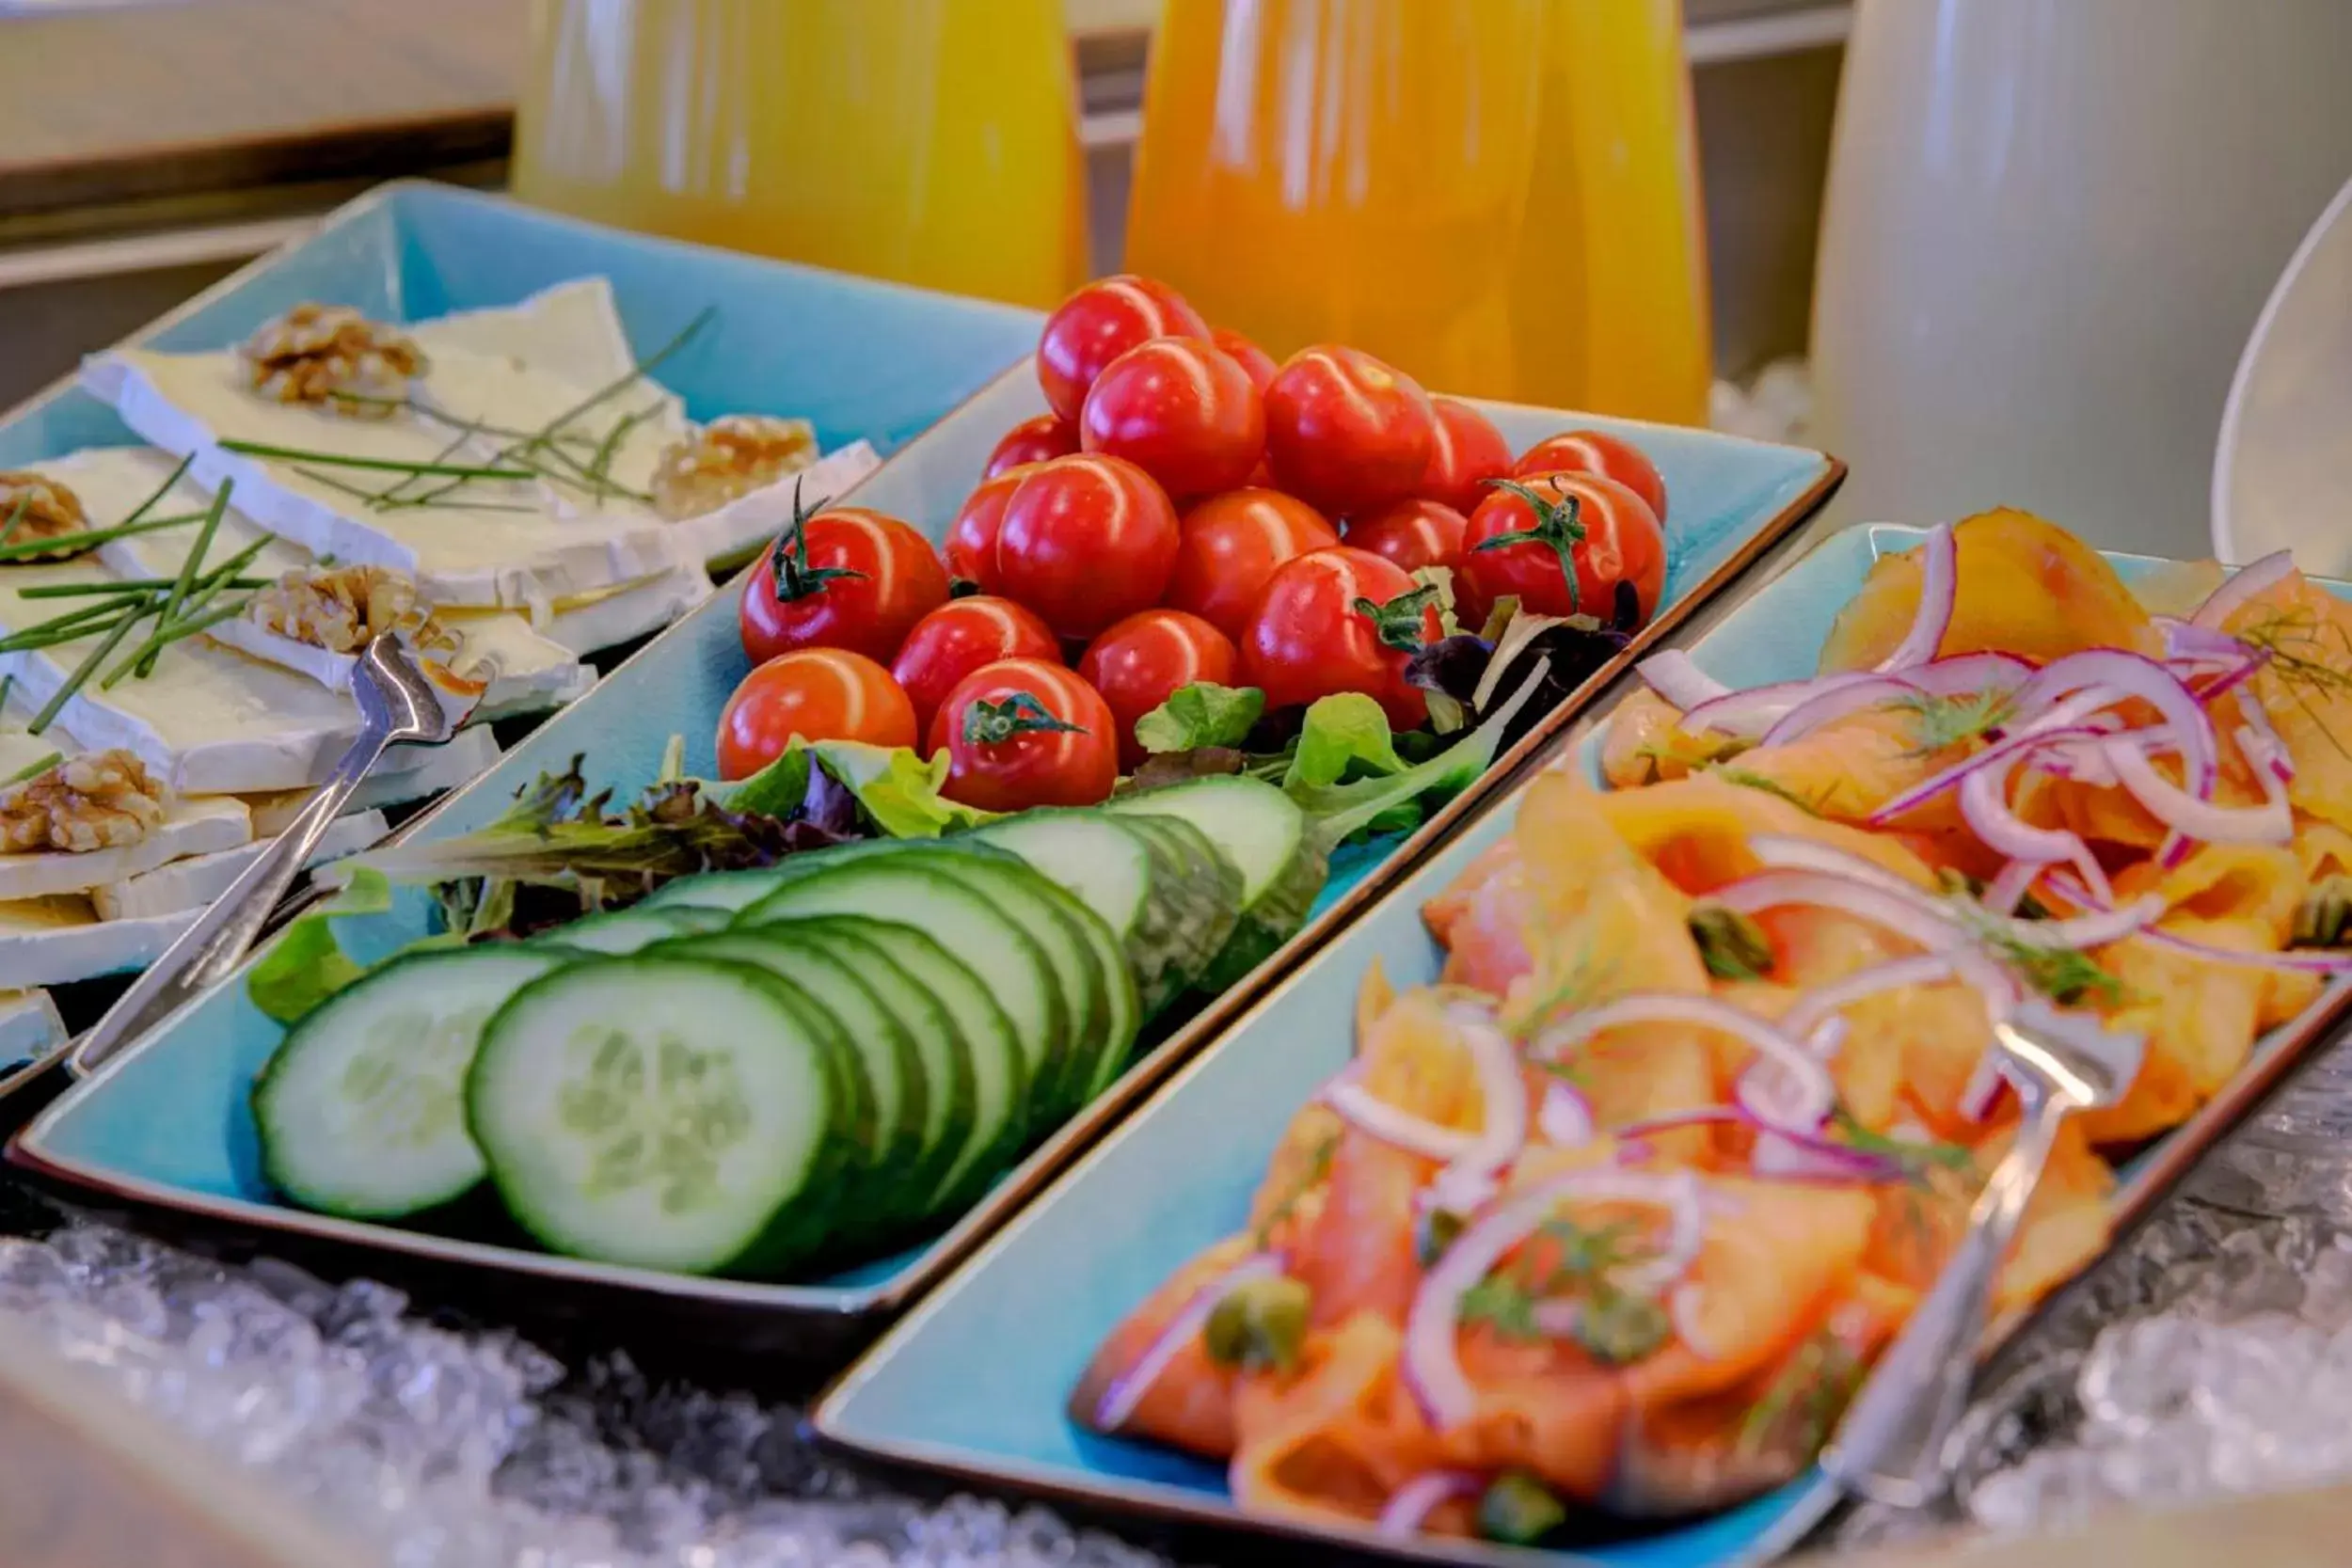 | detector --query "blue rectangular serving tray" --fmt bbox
[6,202,1842,1356]
[807,525,2352,1563]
